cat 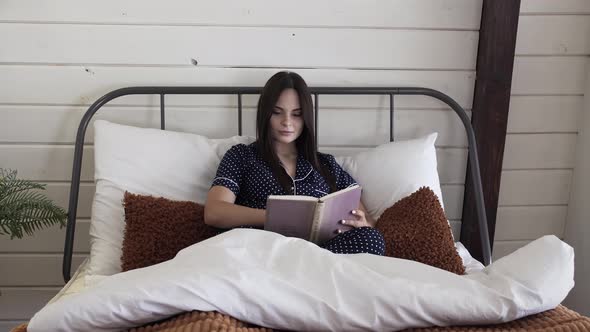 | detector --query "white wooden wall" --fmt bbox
[0,0,586,327]
[563,60,590,315]
[492,1,590,260]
